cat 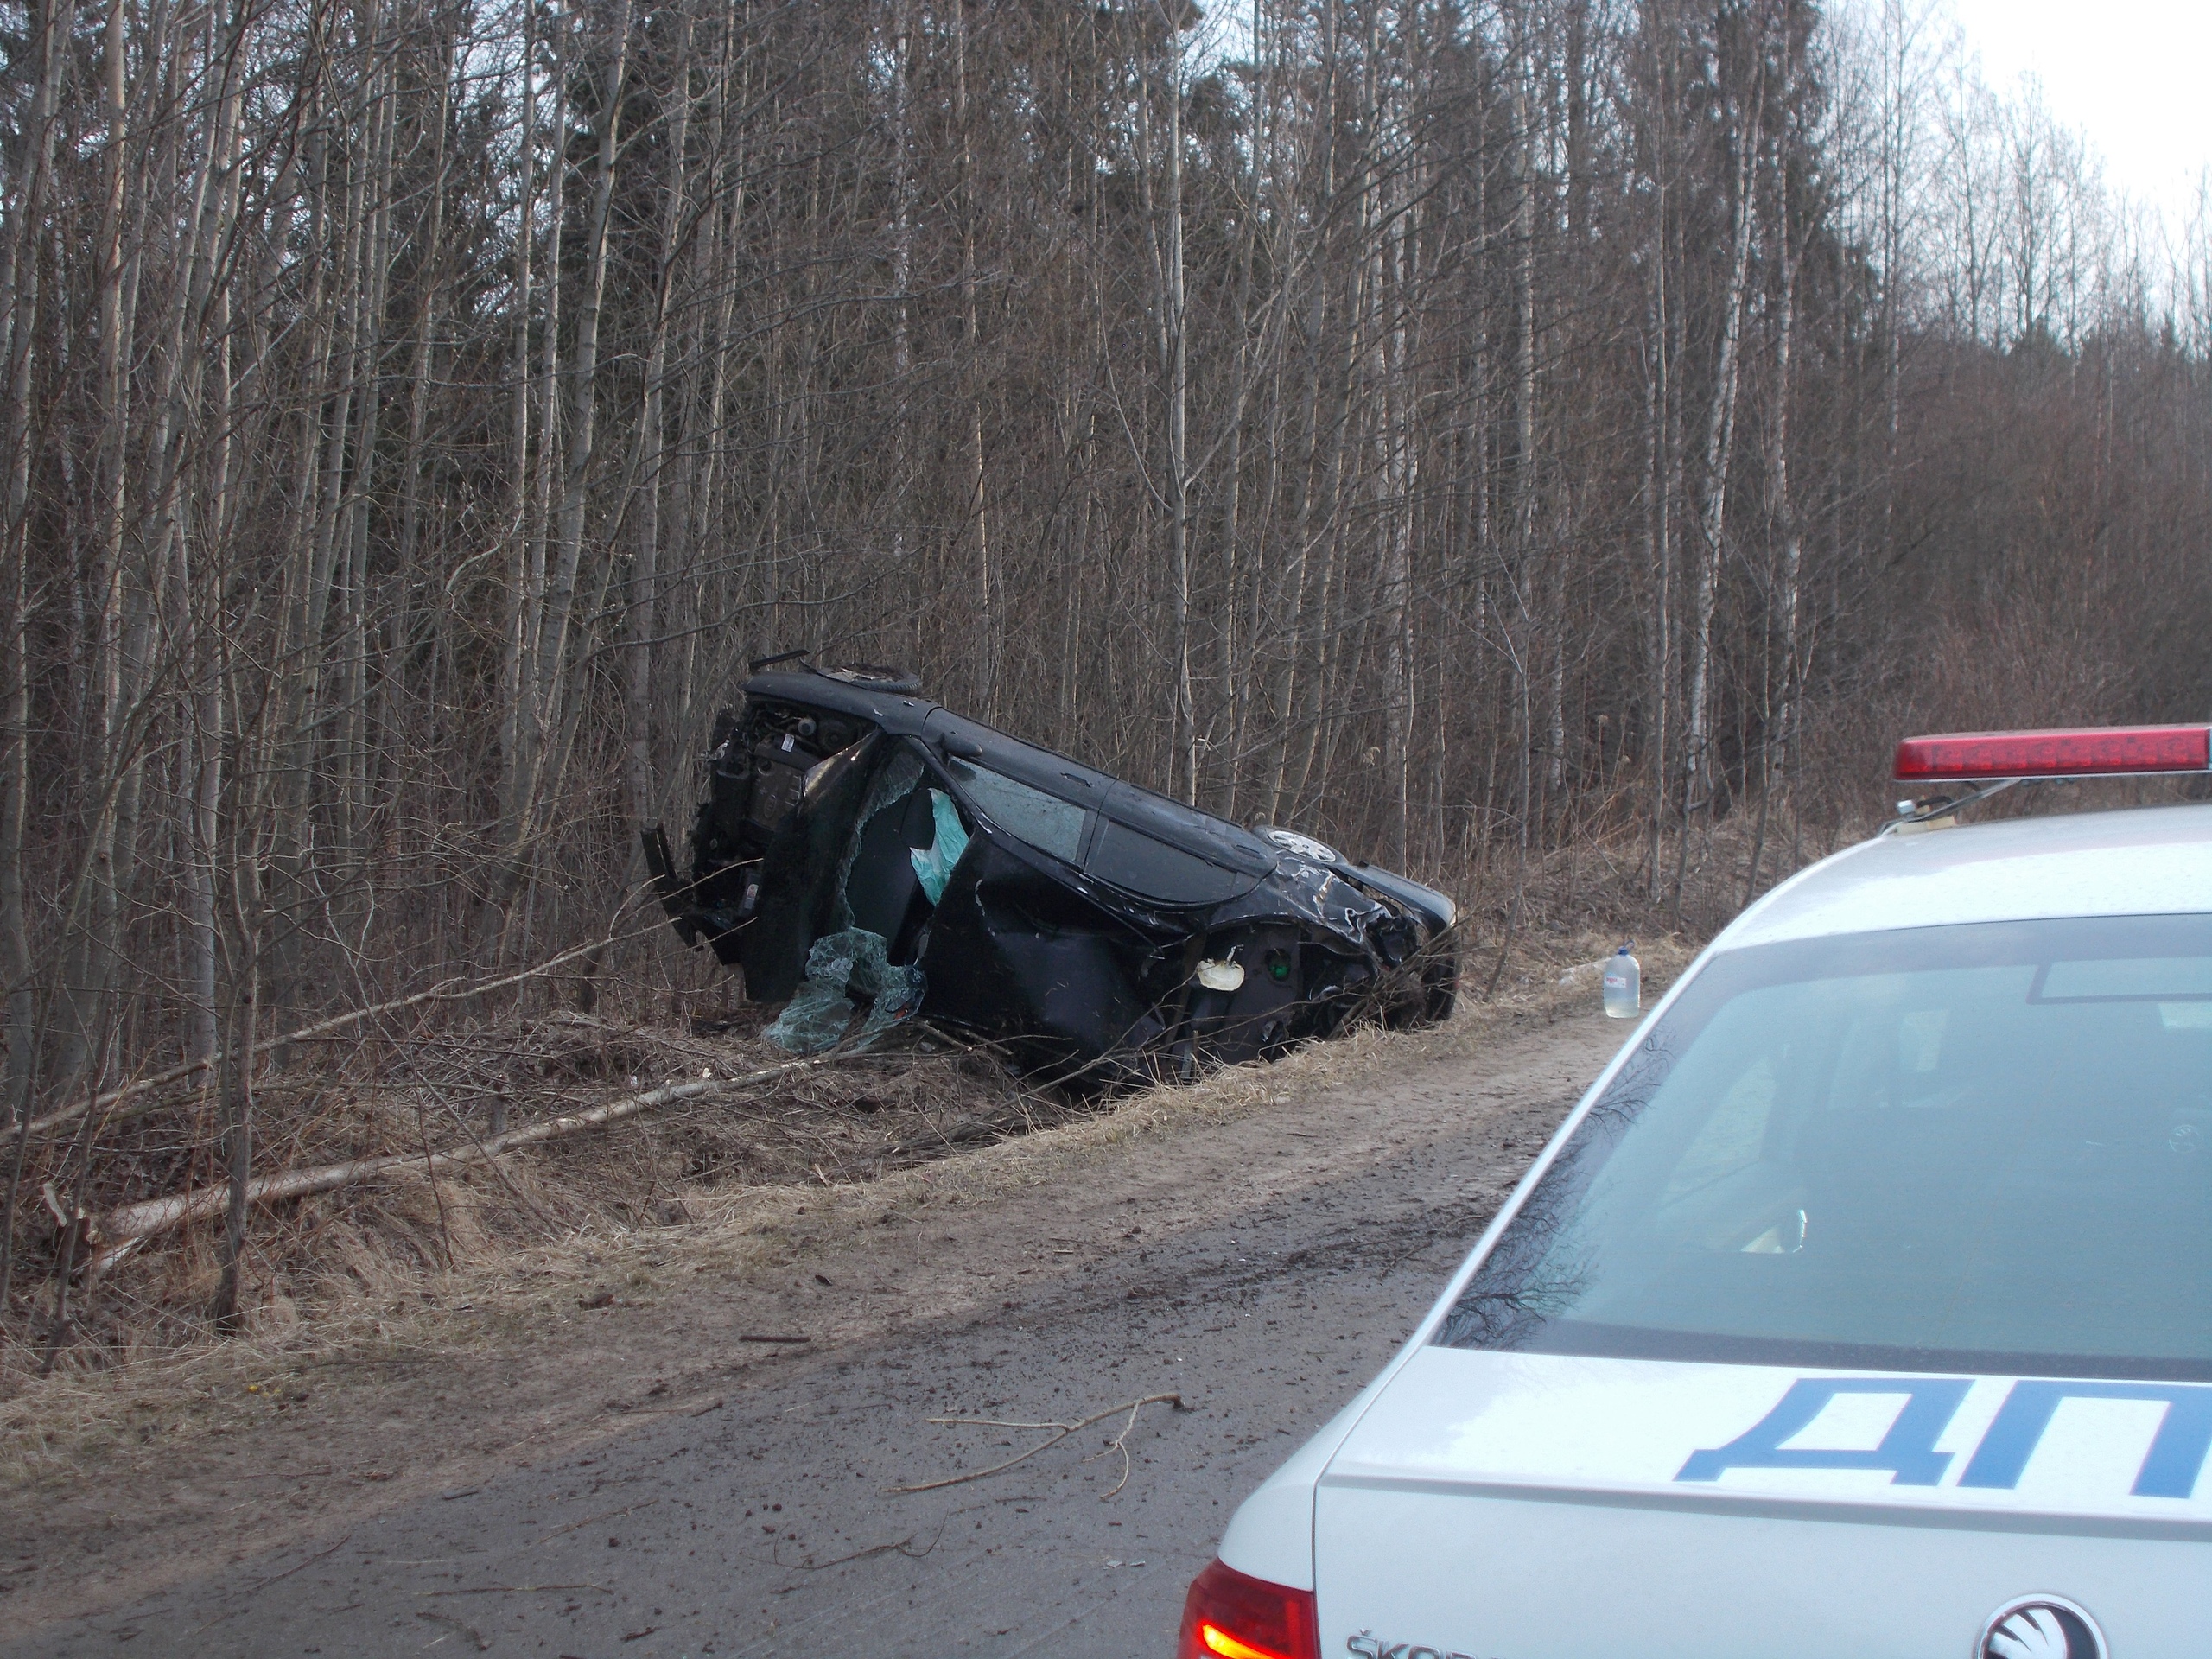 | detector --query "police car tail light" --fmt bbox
[1176,1559,1320,1659]
[1893,723,2212,782]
